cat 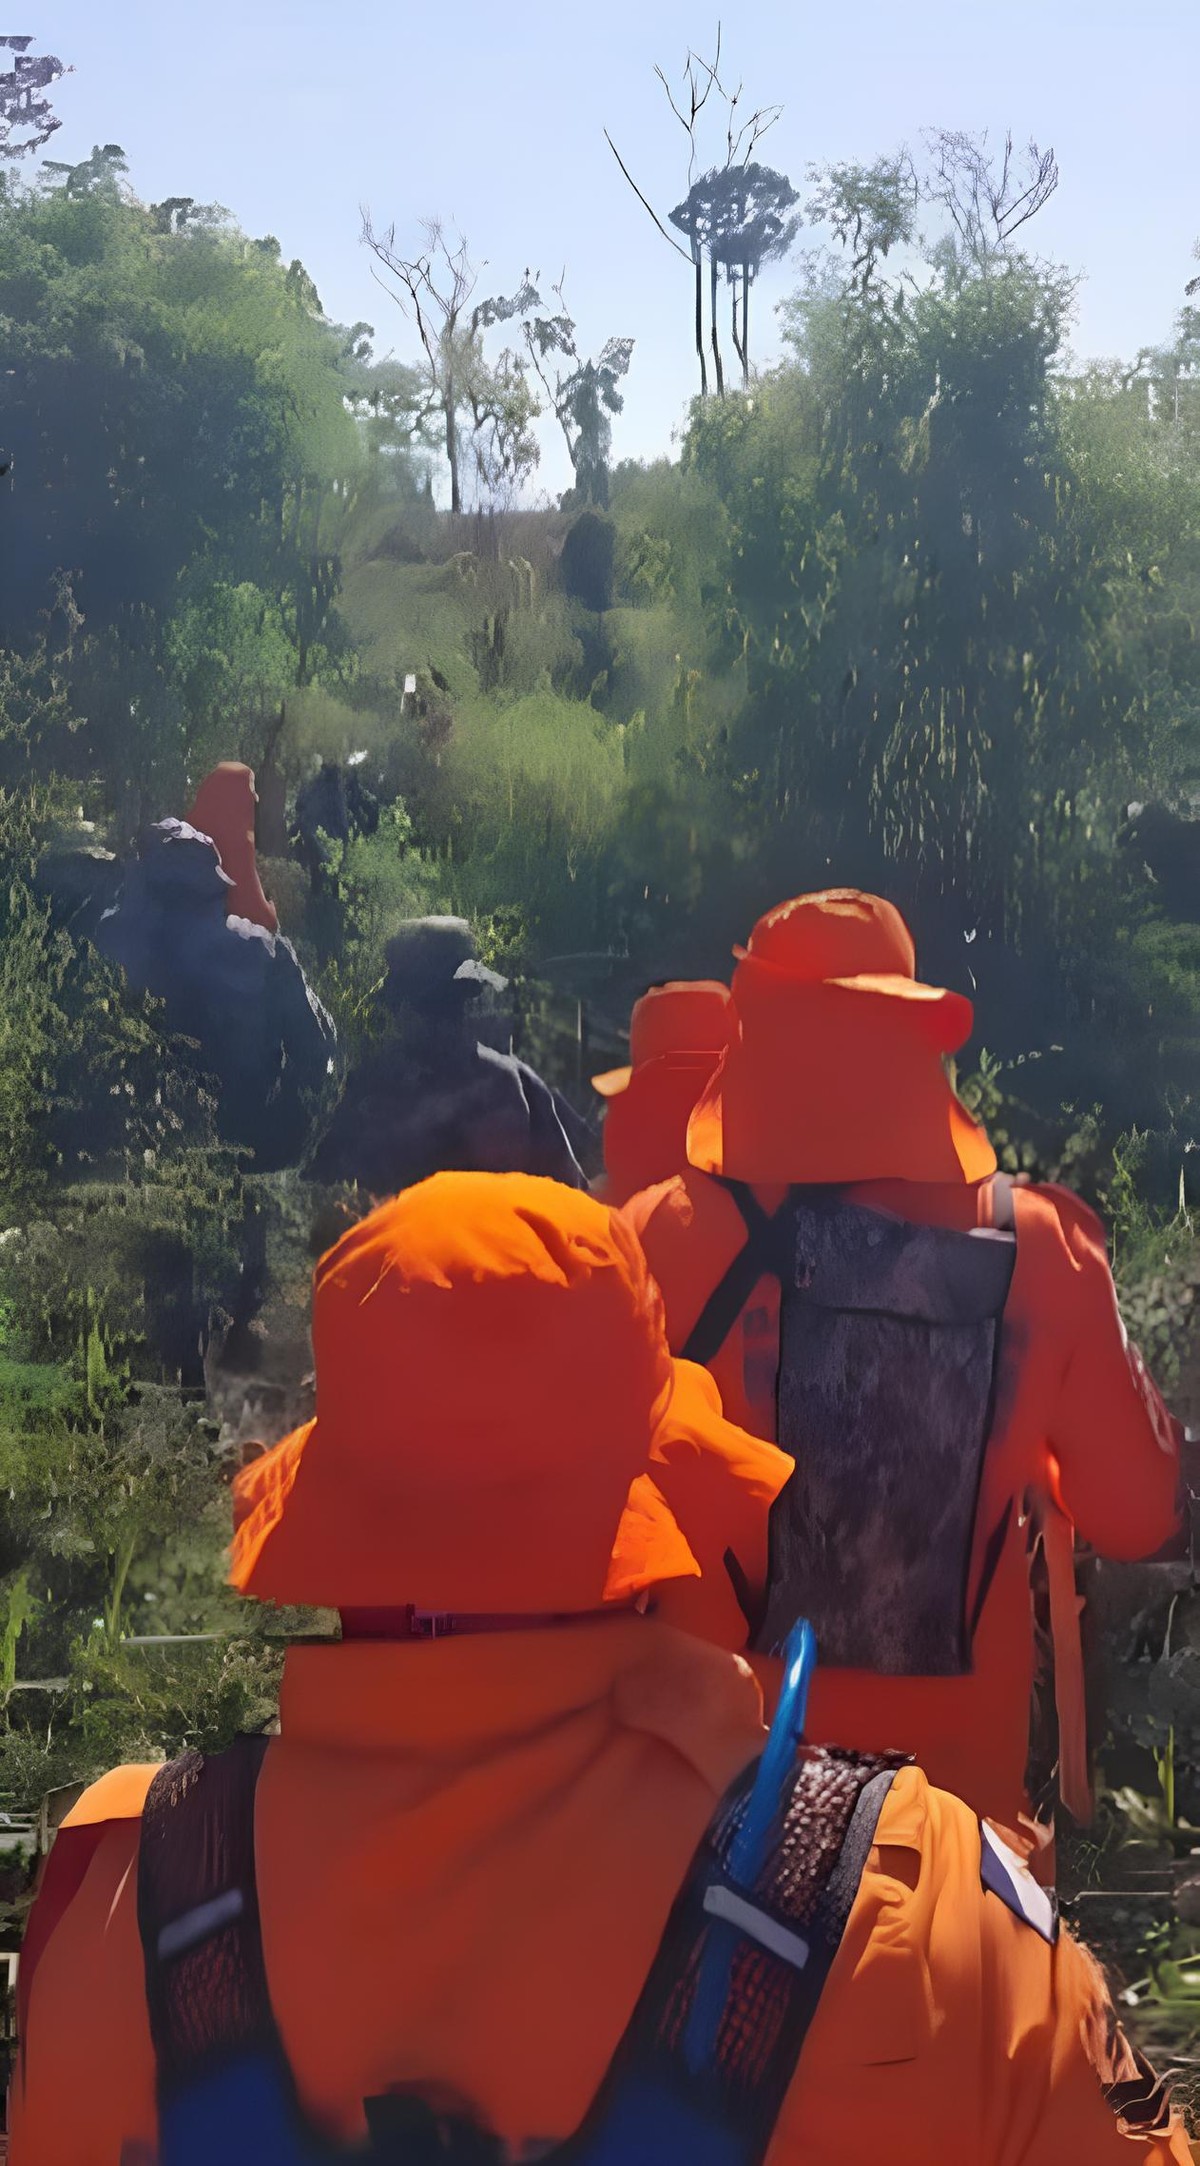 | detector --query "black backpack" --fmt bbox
[683,1181,1017,1674]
